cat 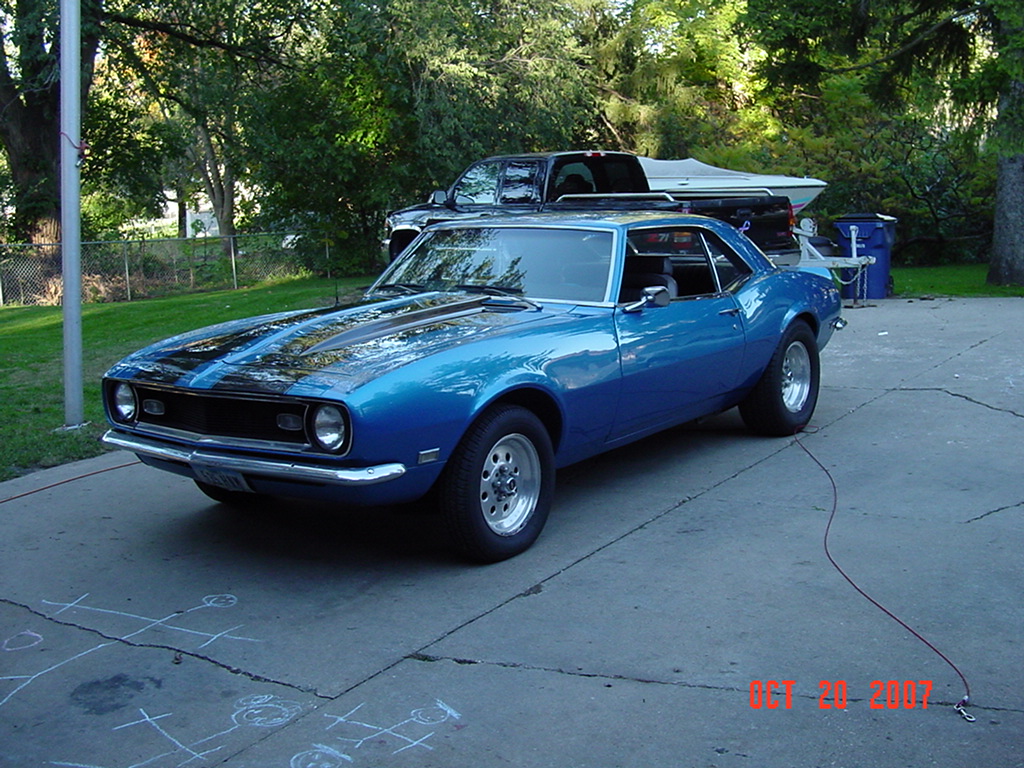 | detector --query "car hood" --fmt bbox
[108,293,561,396]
